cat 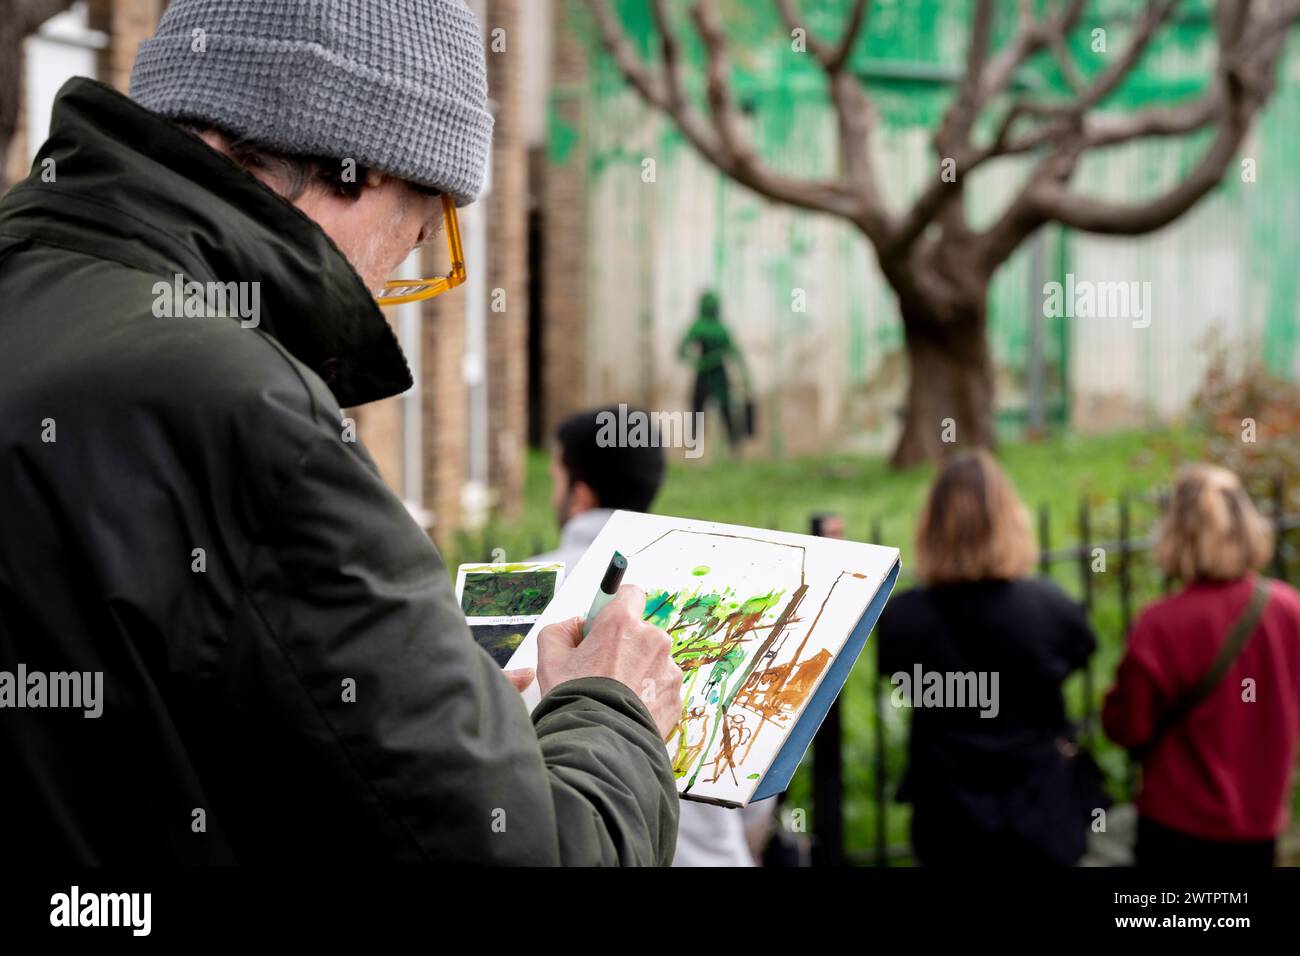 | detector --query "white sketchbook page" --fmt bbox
[507,511,899,806]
